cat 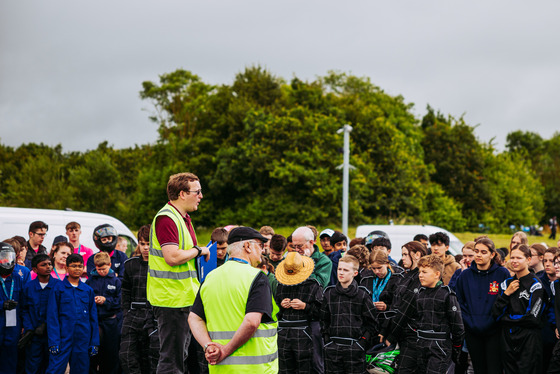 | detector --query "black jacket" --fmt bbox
[385,267,421,342]
[121,256,150,311]
[417,283,465,346]
[492,272,545,329]
[320,280,378,344]
[276,278,323,323]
